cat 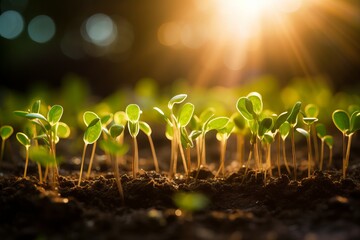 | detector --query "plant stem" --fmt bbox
[290,127,297,180]
[86,141,97,179]
[215,139,227,178]
[148,135,159,172]
[132,137,139,178]
[33,125,42,183]
[311,124,319,166]
[267,143,272,178]
[307,135,312,178]
[178,138,188,175]
[0,140,5,163]
[37,163,43,183]
[186,147,191,172]
[112,155,124,205]
[237,134,244,167]
[328,147,333,169]
[23,147,29,178]
[277,134,281,176]
[78,143,88,186]
[282,139,291,175]
[343,134,353,179]
[319,140,324,171]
